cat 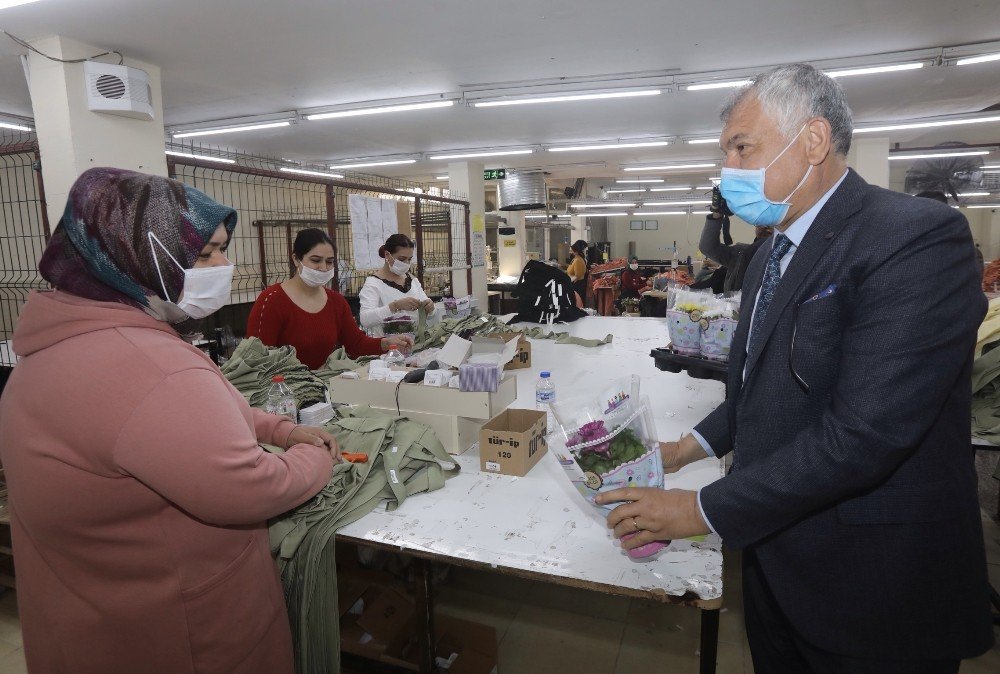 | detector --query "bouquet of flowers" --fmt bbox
[551,377,668,558]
